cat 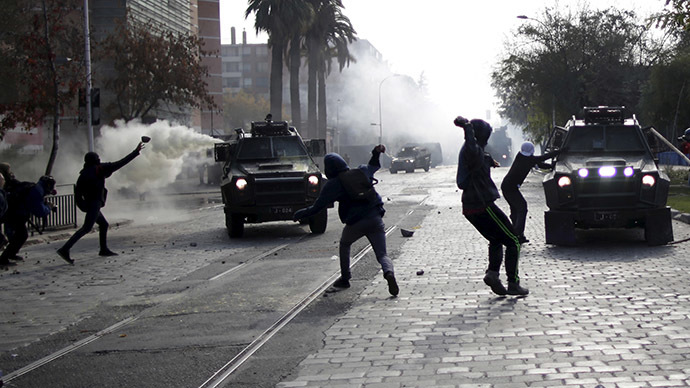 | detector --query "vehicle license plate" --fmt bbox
[271,207,293,214]
[594,212,617,221]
